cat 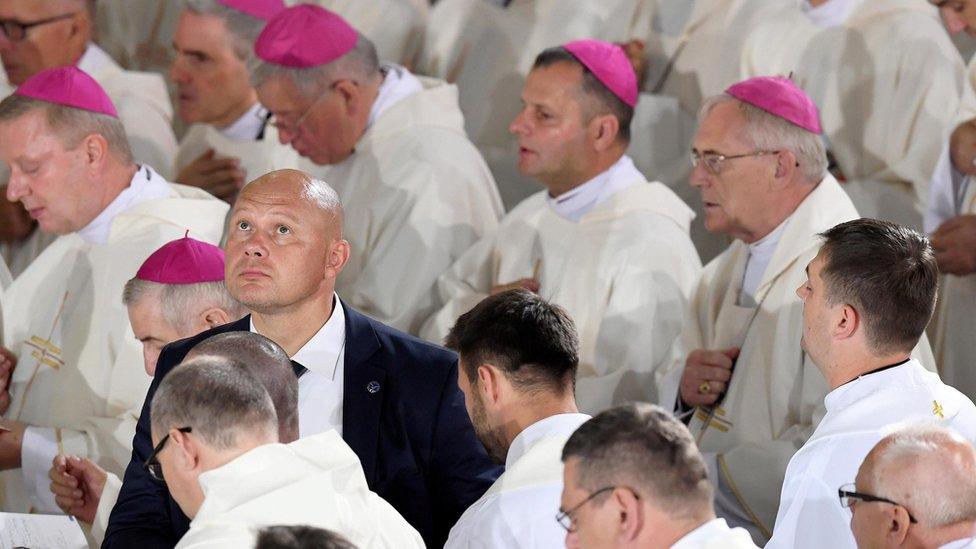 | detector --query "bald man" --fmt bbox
[848,424,976,548]
[106,169,499,549]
